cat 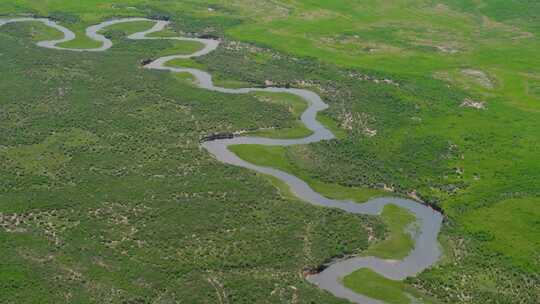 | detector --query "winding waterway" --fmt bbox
[0,17,443,304]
